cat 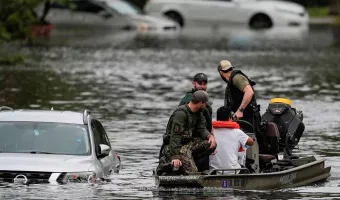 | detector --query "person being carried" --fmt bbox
[178,73,213,172]
[157,90,216,175]
[209,106,254,174]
